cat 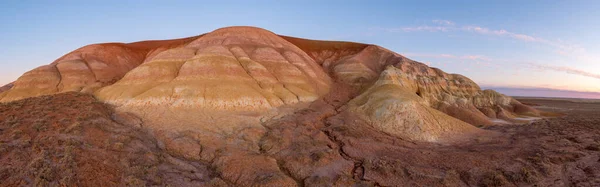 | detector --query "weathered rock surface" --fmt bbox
[0,93,224,186]
[282,36,538,127]
[3,88,598,187]
[0,37,199,102]
[95,27,331,132]
[344,66,483,142]
[0,26,541,147]
[4,26,594,187]
[0,82,12,94]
